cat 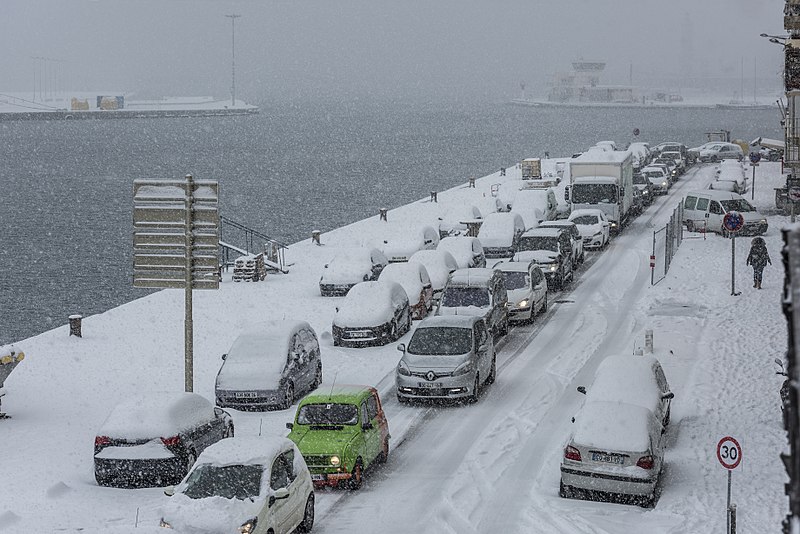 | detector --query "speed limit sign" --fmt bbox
[717,436,742,470]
